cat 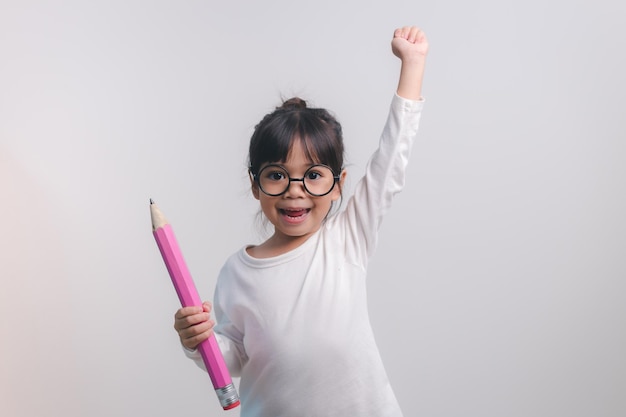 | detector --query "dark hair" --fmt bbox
[248,97,344,176]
